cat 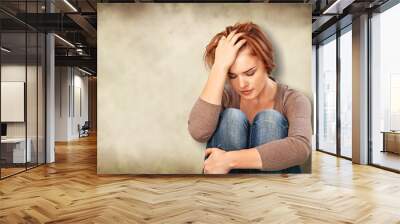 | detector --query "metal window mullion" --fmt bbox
[44,32,47,163]
[336,27,341,157]
[60,68,62,117]
[0,24,2,179]
[367,10,373,165]
[36,0,39,167]
[44,29,47,164]
[25,0,28,171]
[69,68,71,118]
[72,68,75,118]
[316,44,320,150]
